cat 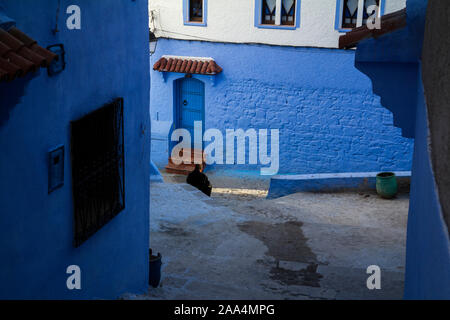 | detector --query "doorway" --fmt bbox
[166,77,205,174]
[175,77,205,146]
